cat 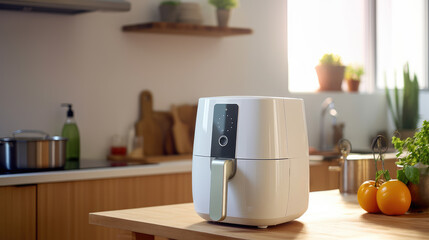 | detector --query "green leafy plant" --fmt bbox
[393,120,429,184]
[385,63,420,130]
[318,53,343,66]
[345,65,364,81]
[209,0,238,10]
[161,0,180,6]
